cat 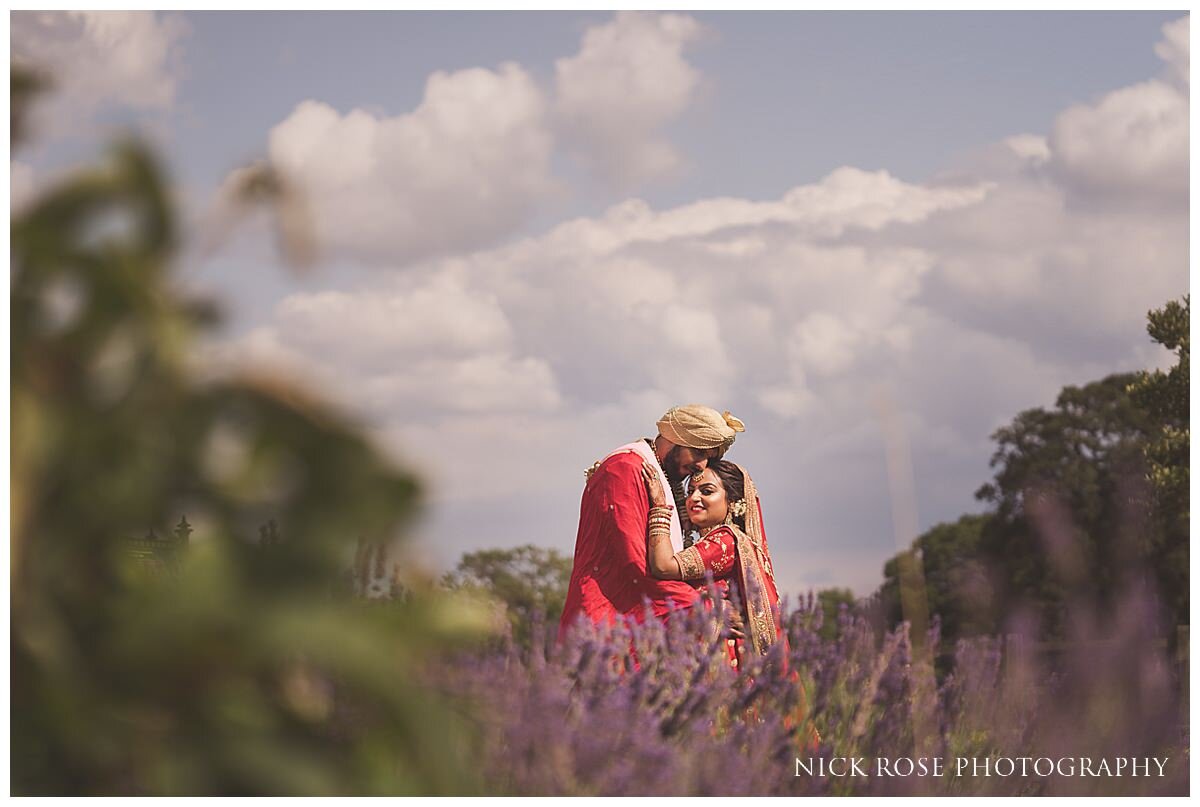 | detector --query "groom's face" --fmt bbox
[662,444,718,483]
